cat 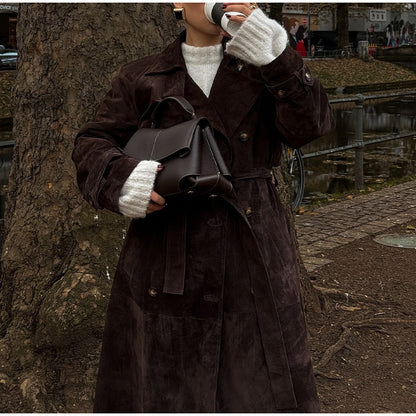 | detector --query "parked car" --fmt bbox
[0,49,17,69]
